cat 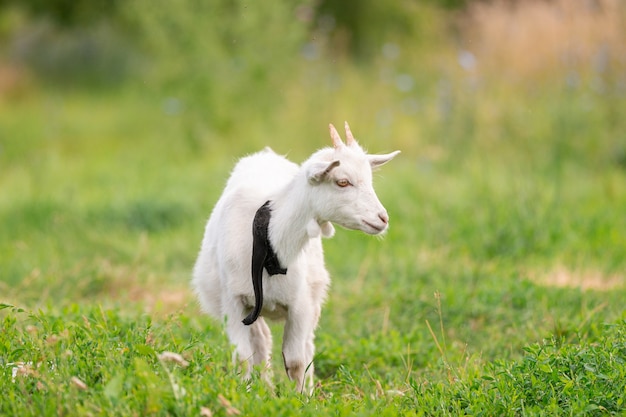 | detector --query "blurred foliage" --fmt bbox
[124,0,311,133]
[0,0,119,26]
[0,0,460,91]
[316,0,415,59]
[6,21,136,86]
[0,0,624,157]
